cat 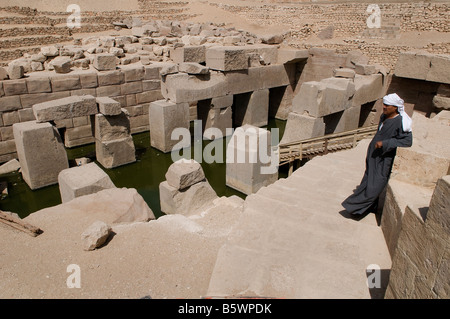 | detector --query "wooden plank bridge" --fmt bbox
[278,125,378,175]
